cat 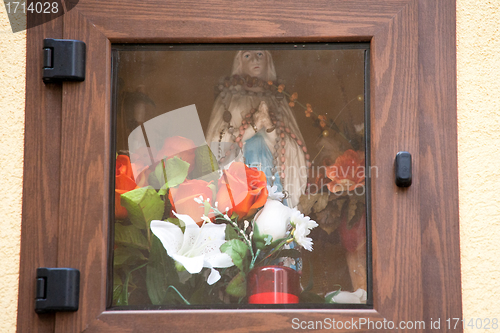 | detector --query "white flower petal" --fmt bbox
[255,200,291,241]
[294,223,314,251]
[267,185,285,201]
[173,211,204,255]
[150,221,184,256]
[330,289,367,304]
[204,251,234,268]
[173,211,198,227]
[353,288,367,302]
[198,223,227,243]
[171,253,204,274]
[179,224,202,255]
[206,267,221,285]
